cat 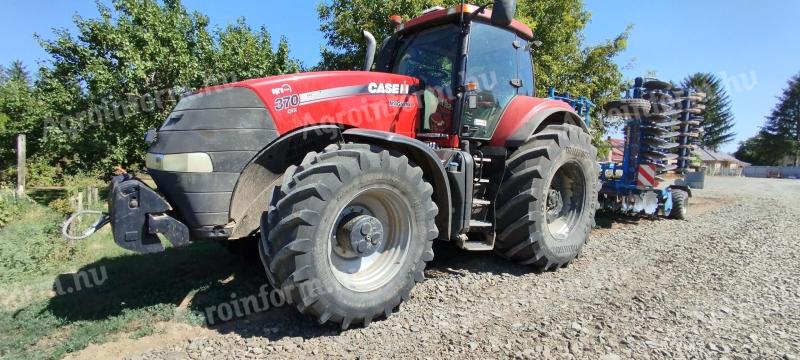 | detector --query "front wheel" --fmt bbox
[260,143,438,329]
